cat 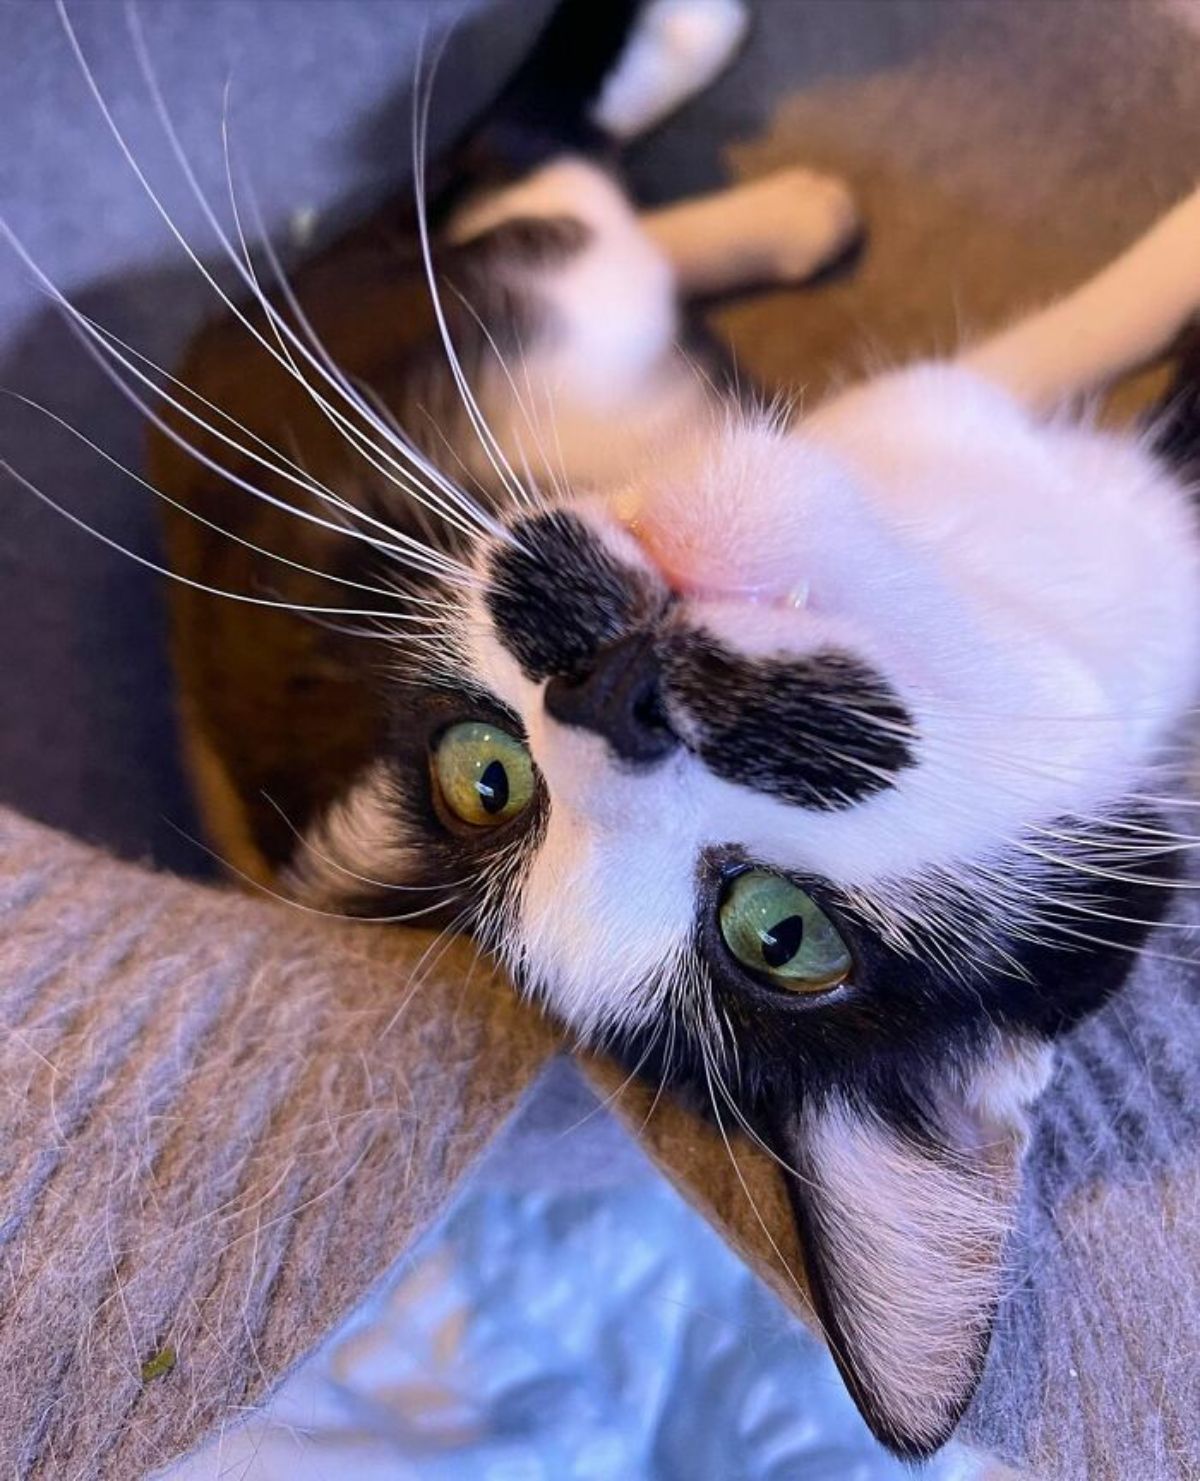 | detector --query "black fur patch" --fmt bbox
[609,807,1177,1121]
[1151,326,1200,485]
[474,0,642,166]
[658,630,915,810]
[486,511,652,680]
